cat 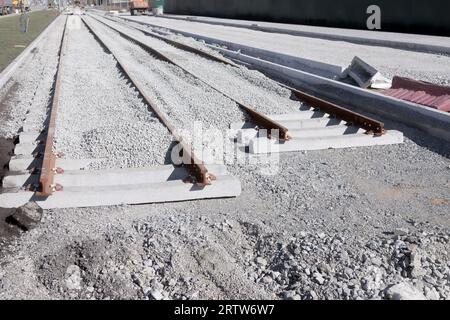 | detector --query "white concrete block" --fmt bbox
[249,130,404,154]
[0,175,241,209]
[0,192,34,208]
[267,111,325,121]
[2,174,38,189]
[13,143,44,156]
[8,158,99,172]
[21,123,43,133]
[238,125,364,145]
[279,117,344,129]
[53,165,229,187]
[41,175,240,209]
[230,116,342,131]
[17,132,45,144]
